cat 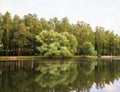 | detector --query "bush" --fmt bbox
[35,30,78,57]
[82,42,96,56]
